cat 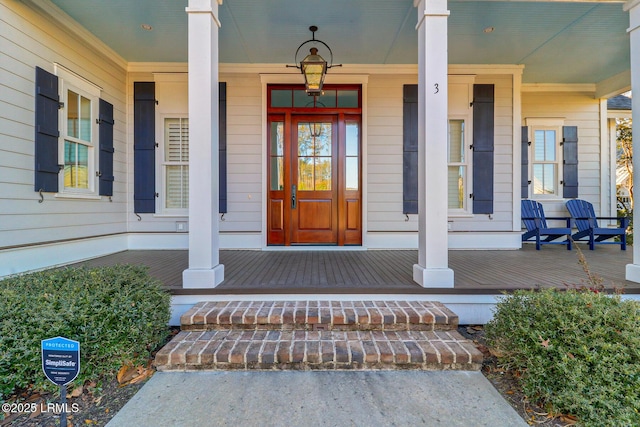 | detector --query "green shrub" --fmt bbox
[485,288,640,426]
[0,265,170,402]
